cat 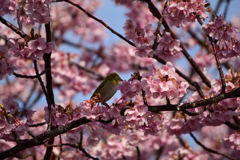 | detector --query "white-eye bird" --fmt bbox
[91,72,123,102]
